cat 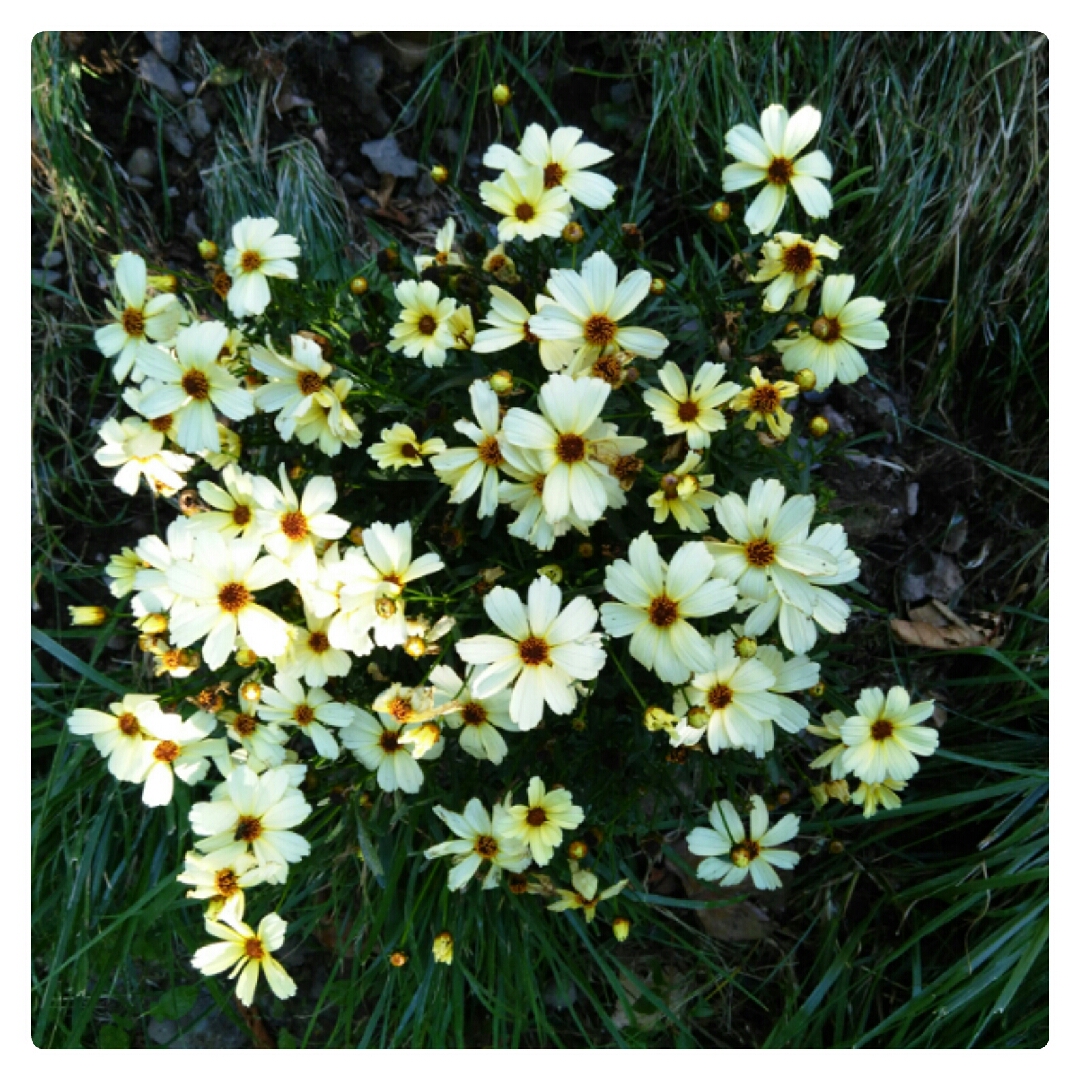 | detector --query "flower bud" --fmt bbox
[349,526,365,546]
[490,369,514,395]
[68,605,107,627]
[734,635,757,659]
[430,164,450,186]
[808,680,826,698]
[686,706,709,730]
[561,221,584,244]
[240,681,262,704]
[147,273,178,293]
[234,647,259,668]
[432,932,453,965]
[404,635,427,658]
[288,463,306,481]
[808,416,830,438]
[649,276,666,296]
[197,239,219,261]
[708,200,731,223]
[794,367,817,392]
[349,275,369,296]
[492,83,512,107]
[829,840,845,855]
[577,542,594,559]
[136,612,170,635]
[612,917,631,942]
[785,320,802,337]
[776,788,792,806]
[568,840,588,860]
[538,564,563,585]
[389,951,409,968]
